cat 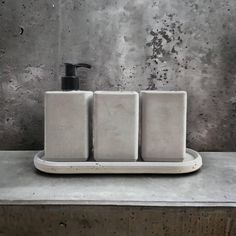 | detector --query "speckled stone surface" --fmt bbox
[1,0,236,151]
